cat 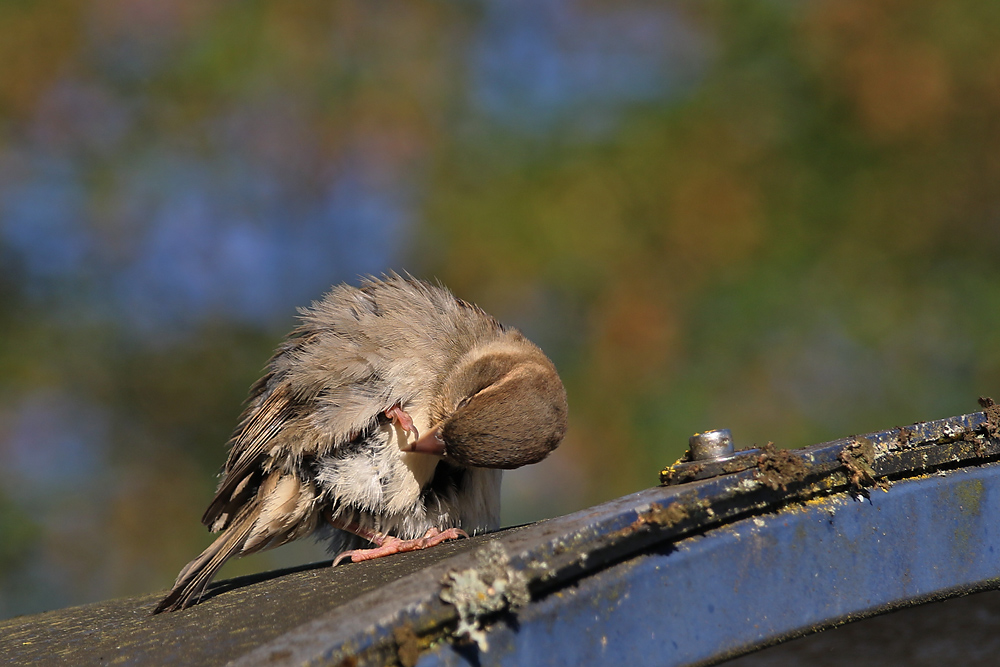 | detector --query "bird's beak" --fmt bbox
[403,423,446,456]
